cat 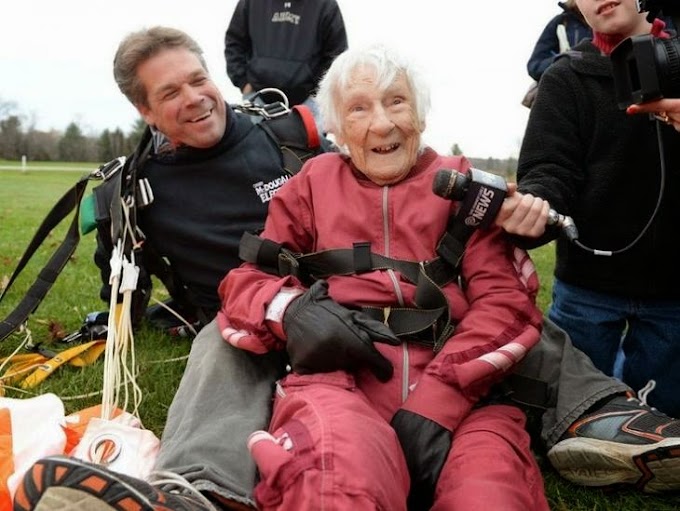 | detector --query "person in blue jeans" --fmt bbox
[497,0,680,417]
